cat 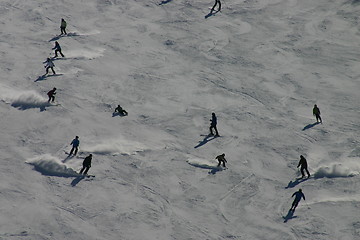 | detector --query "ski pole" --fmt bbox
[304,199,311,209]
